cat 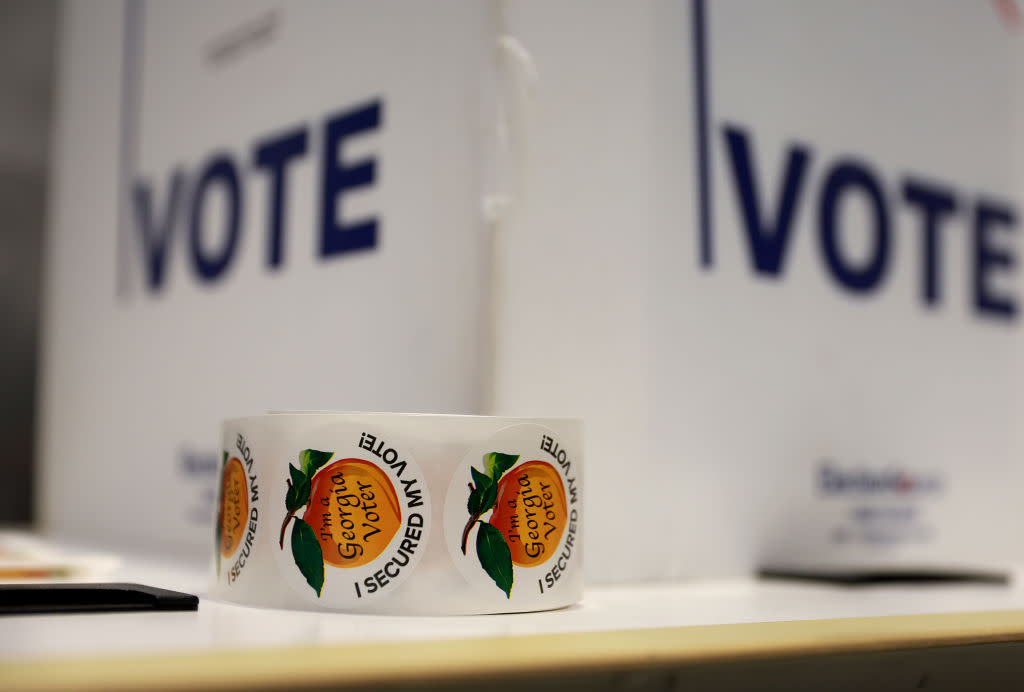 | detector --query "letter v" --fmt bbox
[722,125,810,276]
[132,169,185,291]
